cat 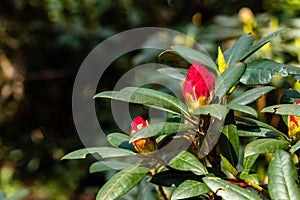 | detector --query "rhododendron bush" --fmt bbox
[62,29,300,200]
